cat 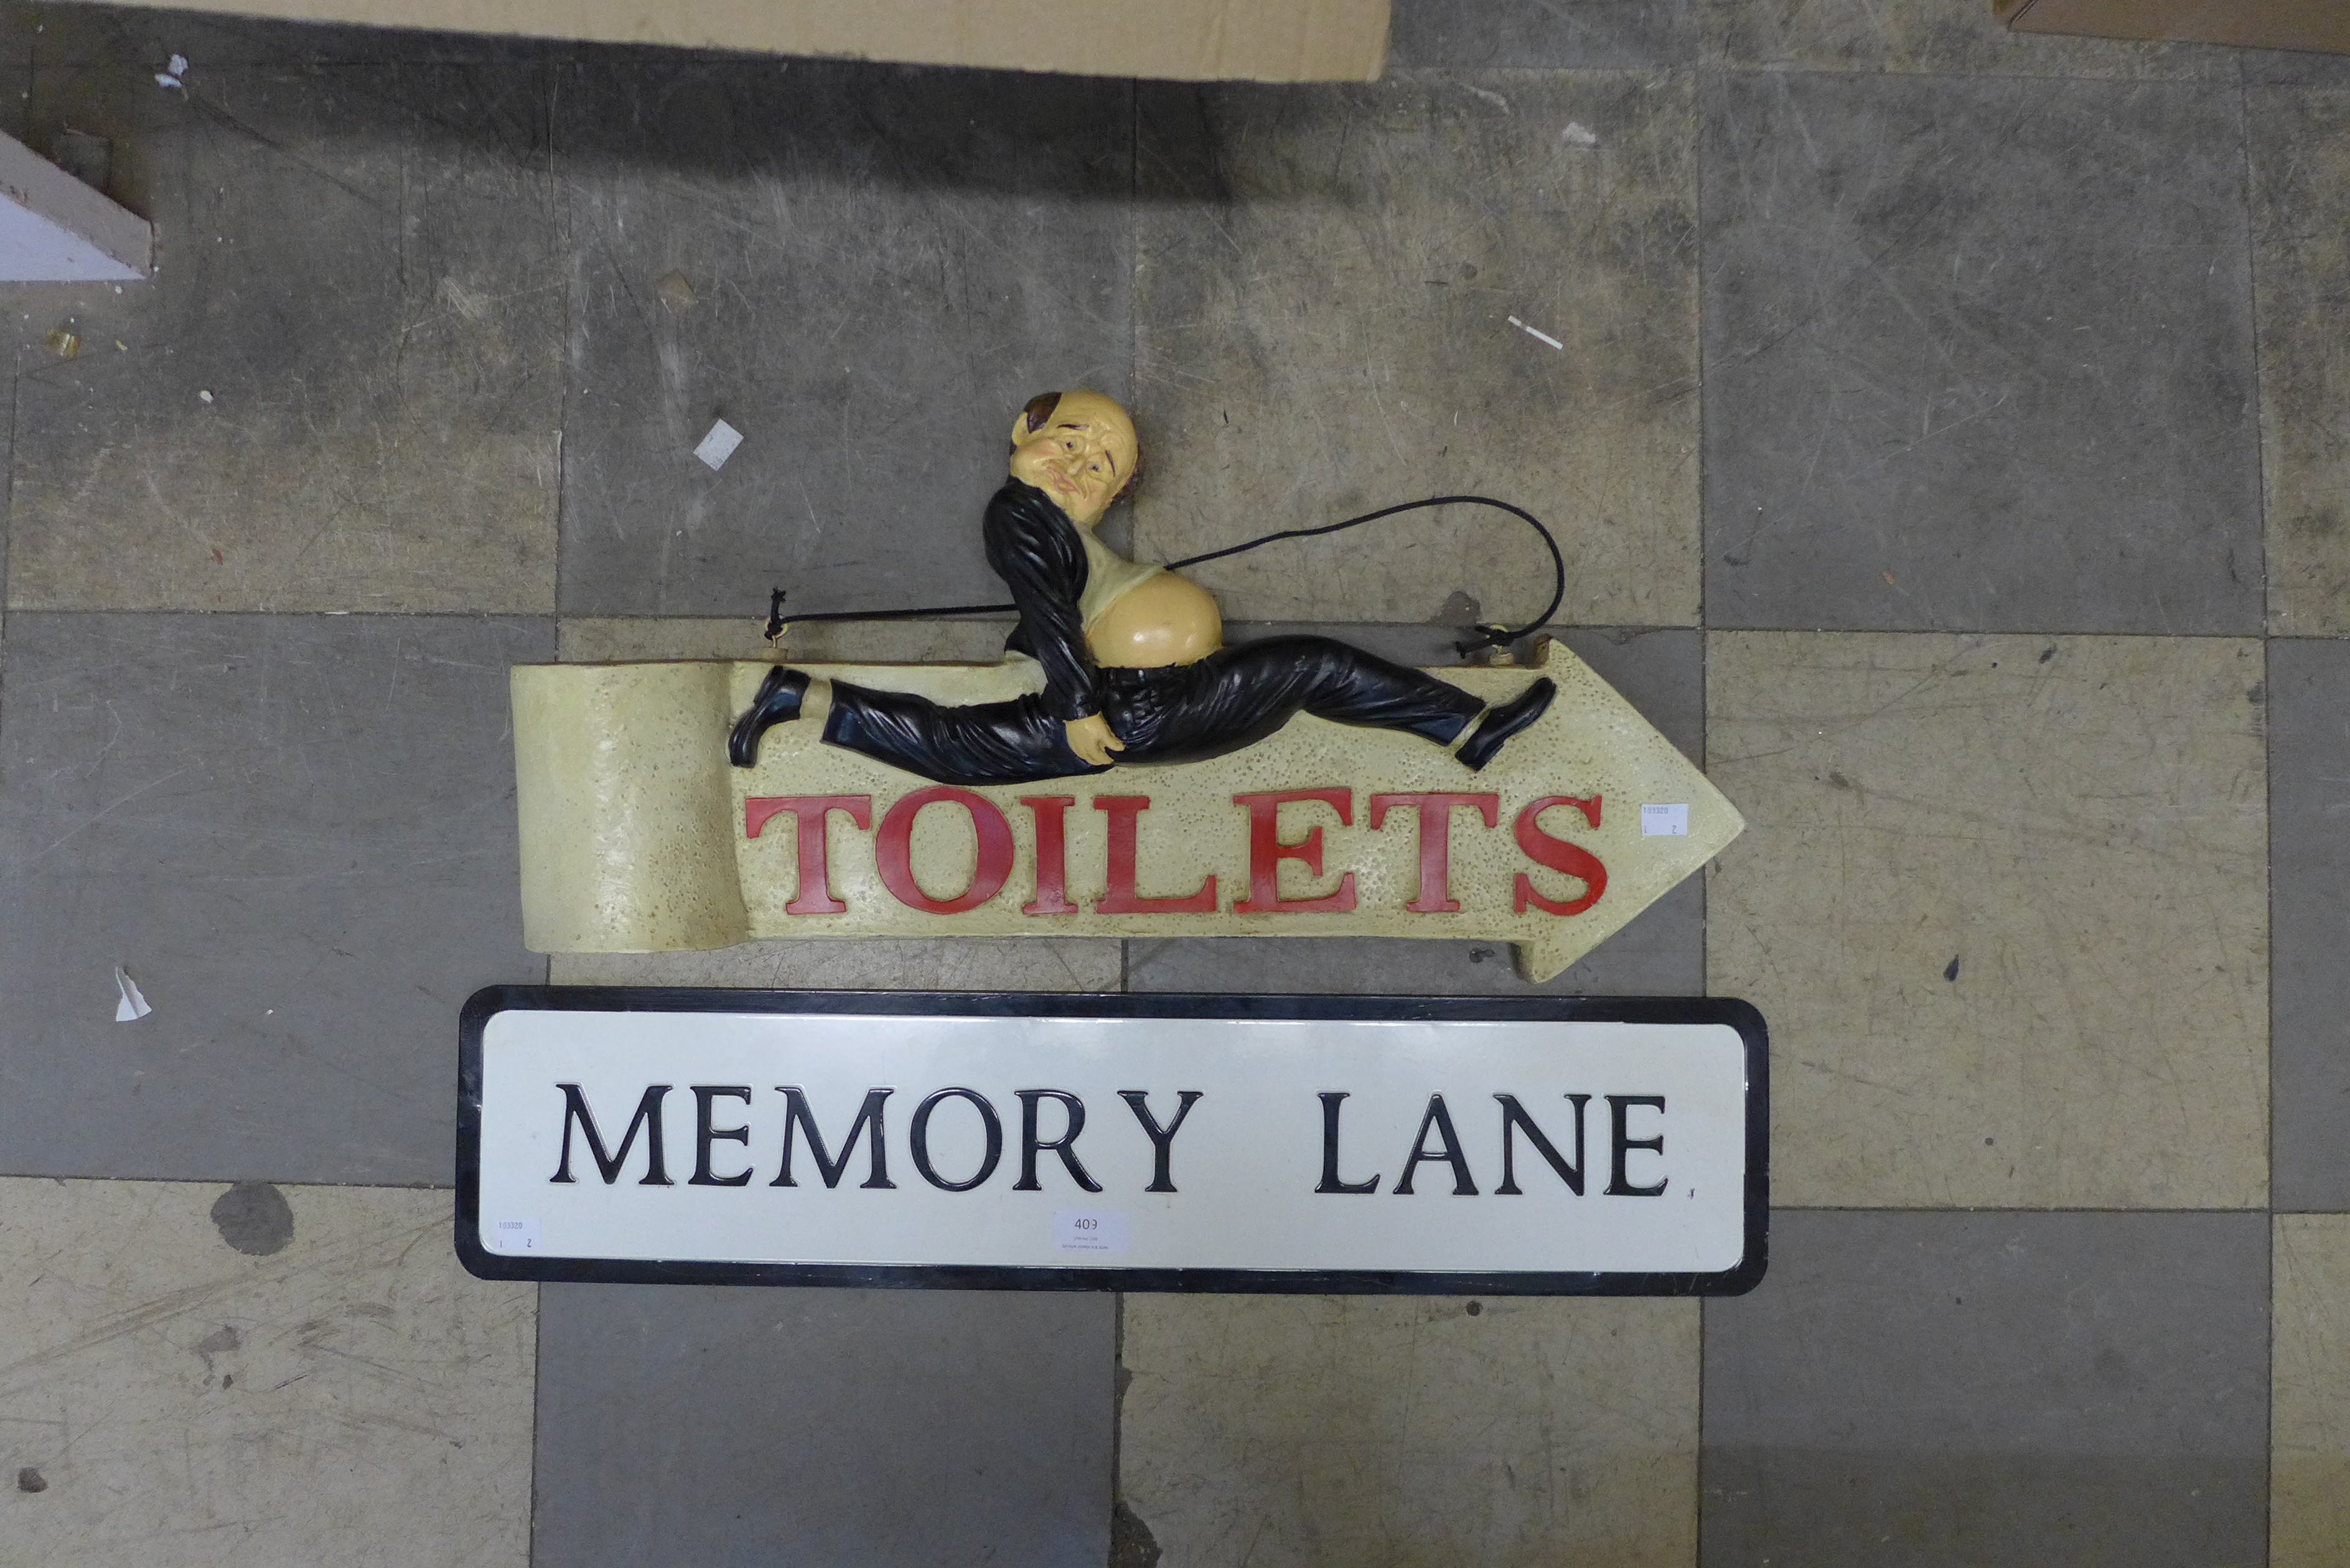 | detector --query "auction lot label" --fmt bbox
[458,990,1767,1295]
